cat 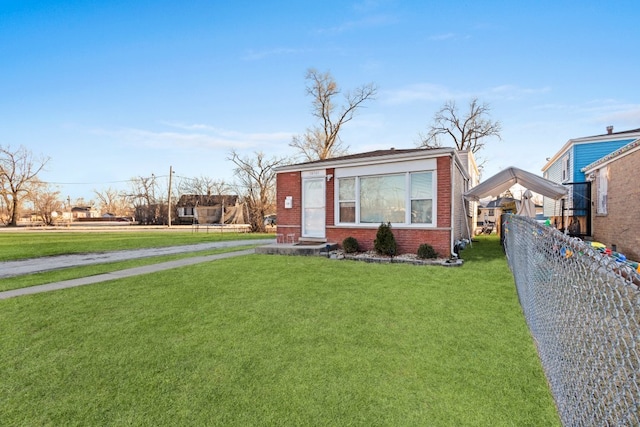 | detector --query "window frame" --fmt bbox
[337,177,356,223]
[335,170,437,227]
[561,155,570,183]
